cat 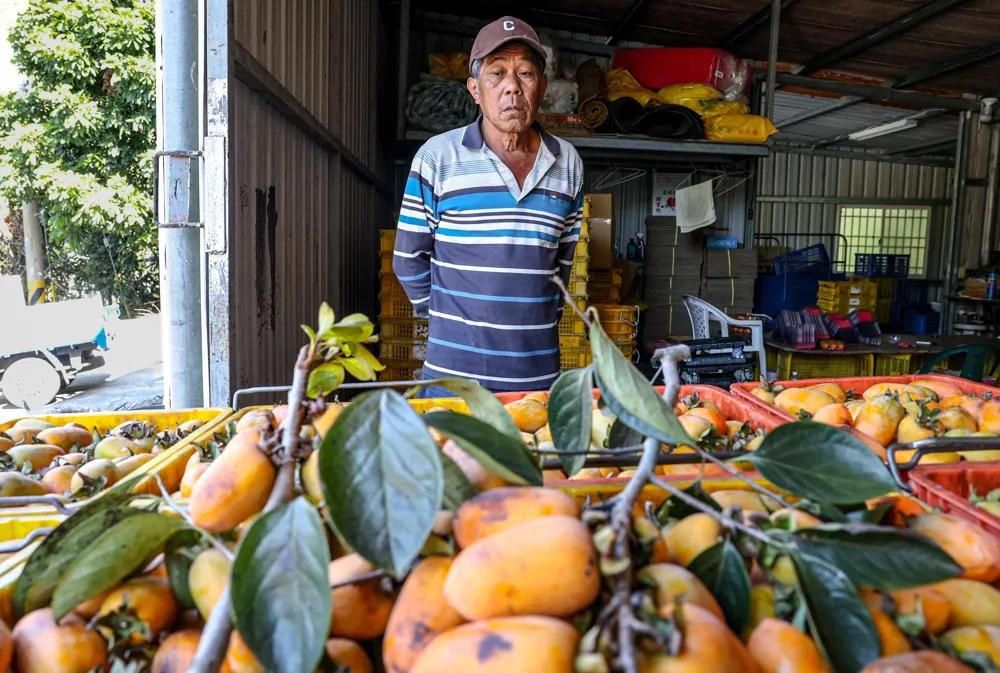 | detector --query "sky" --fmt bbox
[0,0,28,94]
